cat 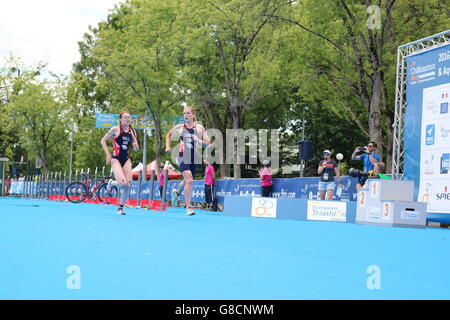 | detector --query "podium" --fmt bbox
[355,179,427,228]
[223,196,357,223]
